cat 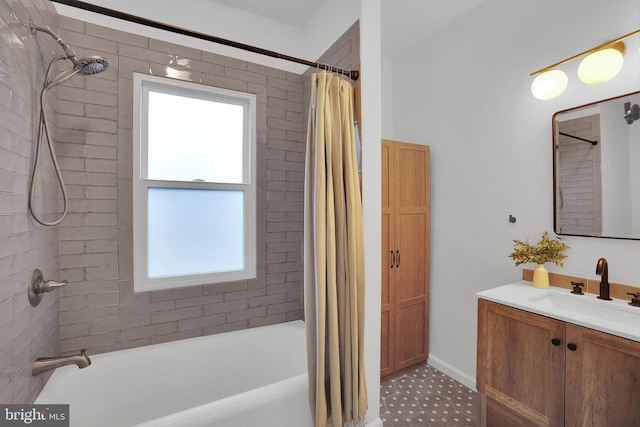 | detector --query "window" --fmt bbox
[133,74,256,292]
